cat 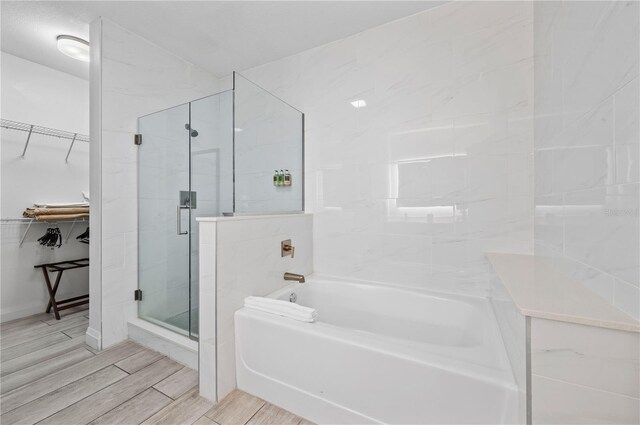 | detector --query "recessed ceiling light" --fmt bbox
[350,99,367,108]
[57,35,90,62]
